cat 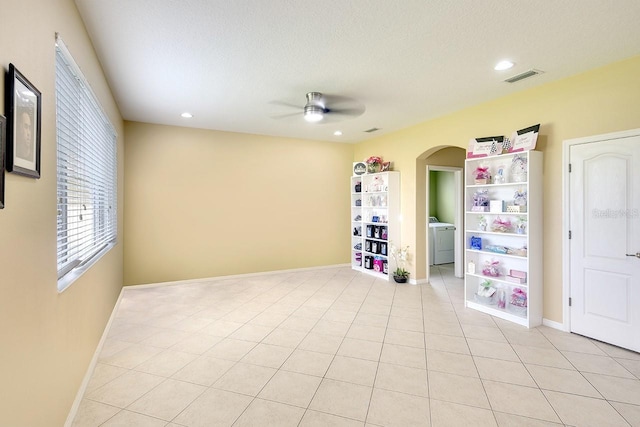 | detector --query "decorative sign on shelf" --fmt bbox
[467,124,540,158]
[508,124,540,153]
[467,136,505,158]
[353,162,366,176]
